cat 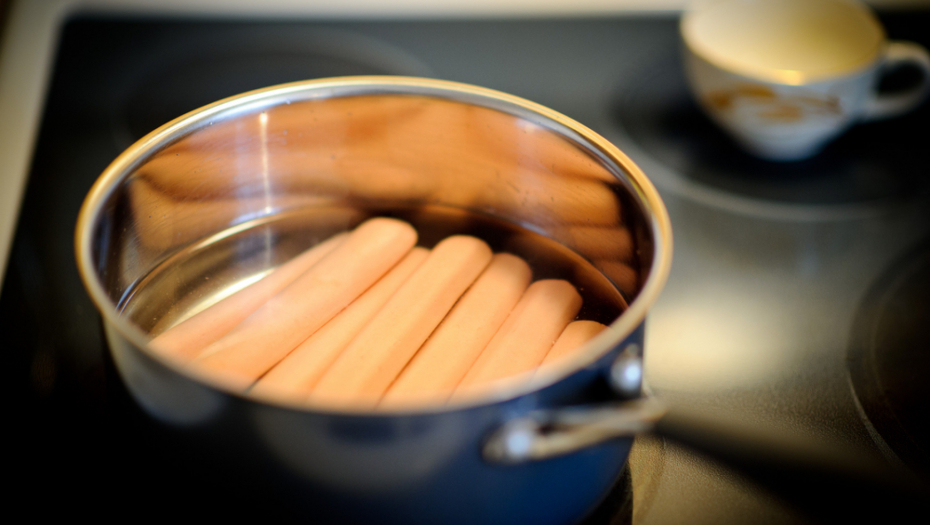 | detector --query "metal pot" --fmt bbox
[75,76,672,524]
